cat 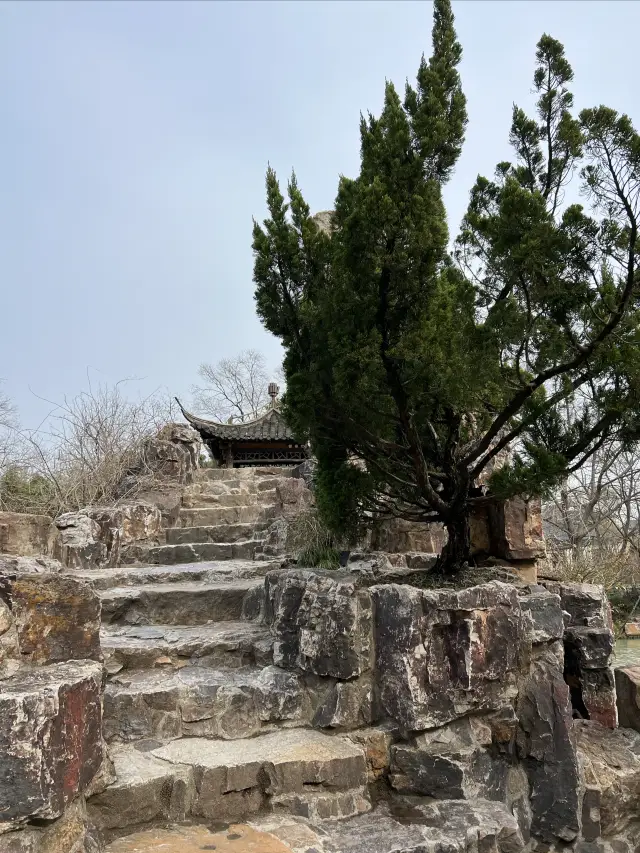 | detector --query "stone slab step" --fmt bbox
[178,504,268,527]
[166,522,268,546]
[66,560,277,591]
[103,798,525,852]
[145,540,259,565]
[103,664,308,742]
[101,622,273,674]
[196,467,293,483]
[182,490,262,508]
[99,578,263,626]
[90,729,368,833]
